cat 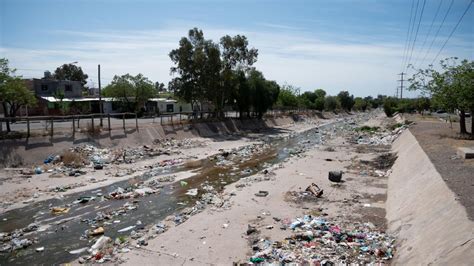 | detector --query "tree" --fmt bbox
[103,73,156,113]
[276,84,300,109]
[383,97,397,117]
[233,70,252,117]
[53,63,88,87]
[248,69,279,118]
[337,91,355,111]
[313,89,326,111]
[353,97,368,111]
[415,97,431,115]
[220,35,258,117]
[409,58,474,135]
[155,82,166,93]
[324,96,340,112]
[0,58,37,132]
[169,28,209,112]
